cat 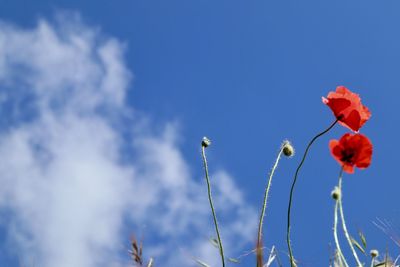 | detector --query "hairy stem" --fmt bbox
[201,145,225,267]
[287,119,339,267]
[338,168,363,267]
[256,144,285,267]
[333,168,349,267]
